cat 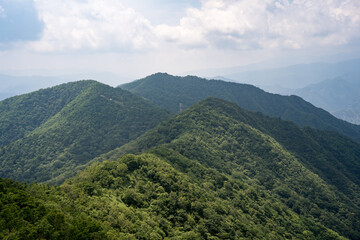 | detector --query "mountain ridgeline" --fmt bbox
[99,97,360,239]
[121,73,360,142]
[0,80,169,184]
[1,78,360,239]
[1,97,360,239]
